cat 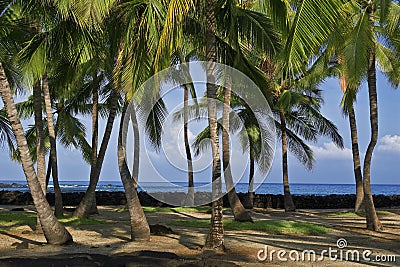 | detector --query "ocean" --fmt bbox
[0,180,399,196]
